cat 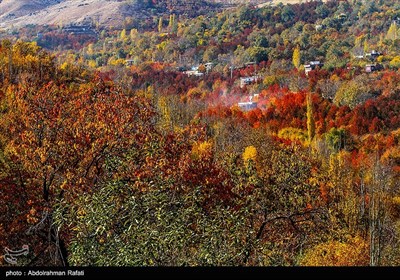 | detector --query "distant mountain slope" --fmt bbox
[0,0,222,30]
[0,0,128,28]
[0,0,60,18]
